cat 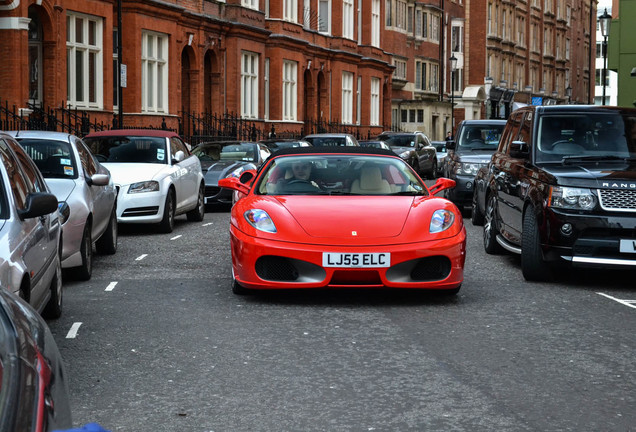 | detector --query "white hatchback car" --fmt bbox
[11,131,118,281]
[84,130,205,233]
